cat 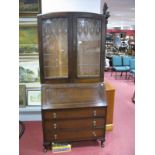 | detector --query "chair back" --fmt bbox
[122,56,131,66]
[112,56,122,66]
[129,59,135,70]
